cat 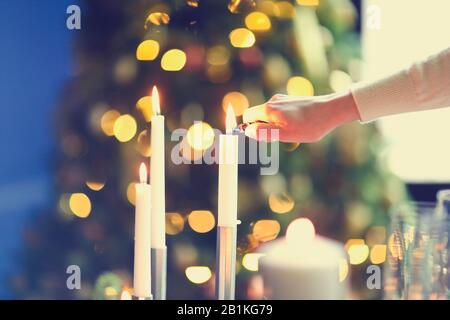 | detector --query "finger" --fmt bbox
[242,104,270,124]
[244,123,281,142]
